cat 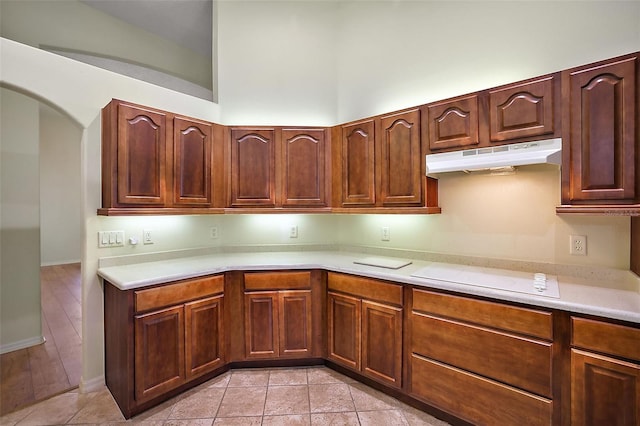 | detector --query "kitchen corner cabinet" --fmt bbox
[559,53,639,210]
[571,317,640,426]
[228,127,330,210]
[410,289,555,425]
[327,273,403,388]
[100,99,224,215]
[104,275,225,418]
[334,109,436,211]
[243,271,317,359]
